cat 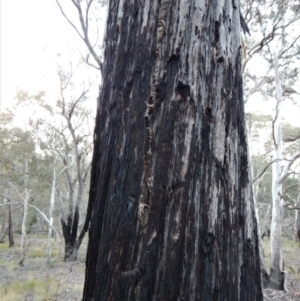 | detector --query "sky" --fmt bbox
[0,1,299,125]
[0,0,105,112]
